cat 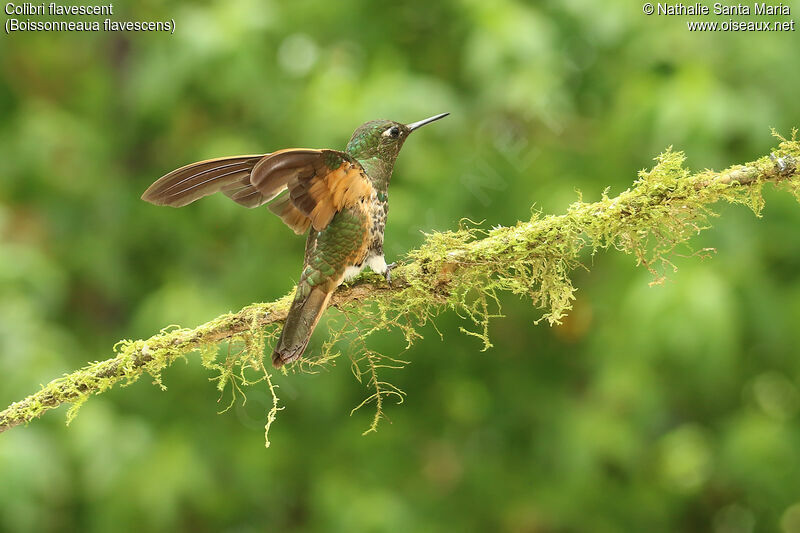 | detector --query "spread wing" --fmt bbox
[141,155,267,208]
[141,149,374,234]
